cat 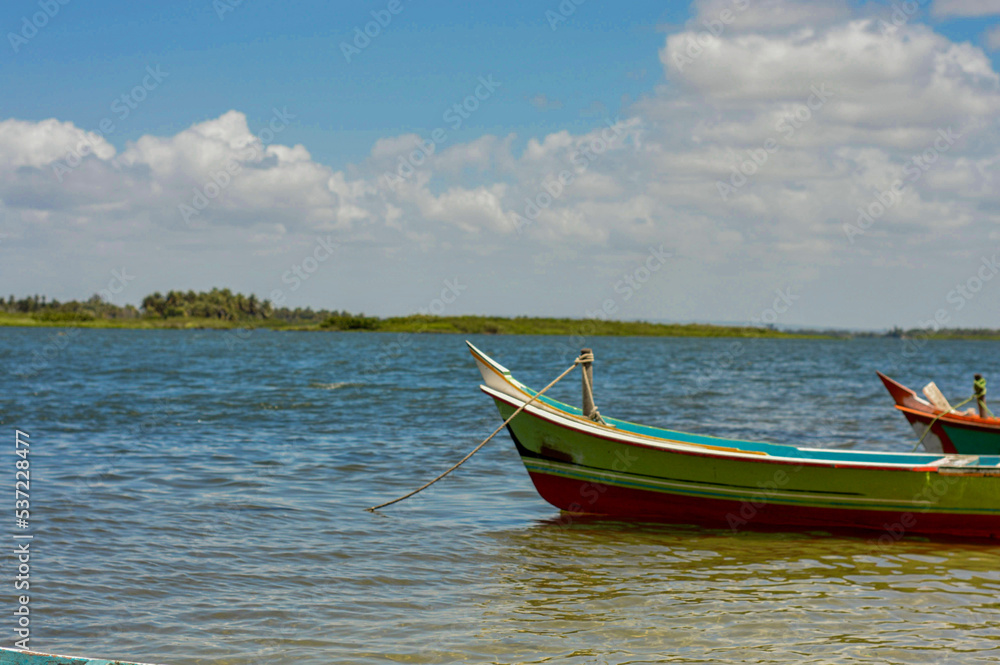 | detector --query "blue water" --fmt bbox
[1,329,999,664]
